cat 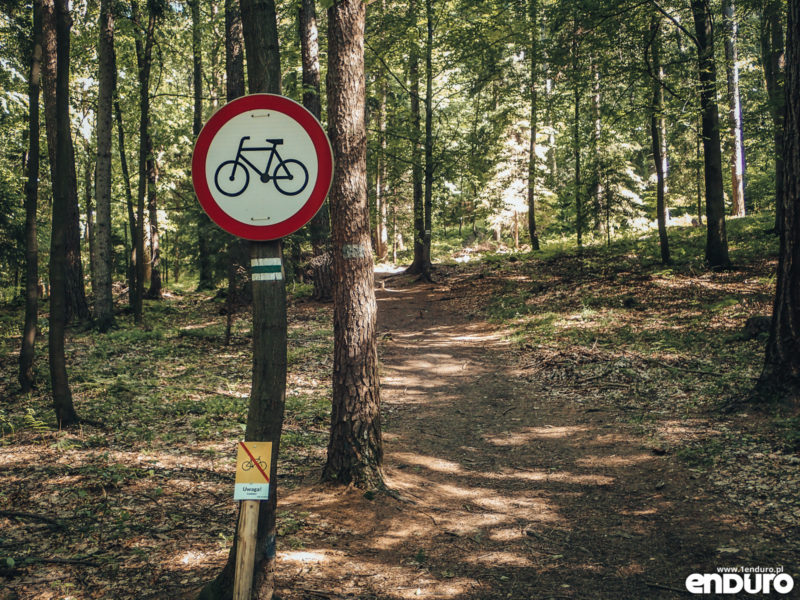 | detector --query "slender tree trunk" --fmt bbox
[722,0,746,217]
[323,0,384,489]
[421,0,434,274]
[41,0,89,324]
[114,82,137,313]
[691,0,730,268]
[193,0,214,291]
[83,144,96,296]
[199,0,285,596]
[406,0,426,276]
[527,0,540,250]
[591,58,603,234]
[572,30,582,250]
[146,153,162,299]
[762,0,786,234]
[759,0,800,401]
[20,0,43,393]
[94,0,115,331]
[300,0,330,257]
[50,0,79,427]
[649,16,671,265]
